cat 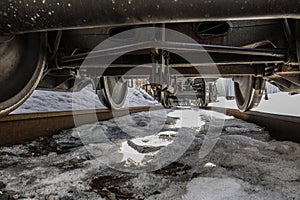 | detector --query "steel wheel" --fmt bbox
[196,98,208,108]
[169,96,179,107]
[233,76,265,112]
[0,33,47,116]
[97,76,128,109]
